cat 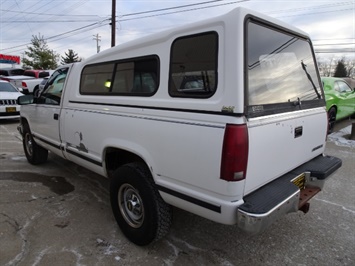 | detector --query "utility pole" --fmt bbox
[111,0,116,47]
[93,33,101,53]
